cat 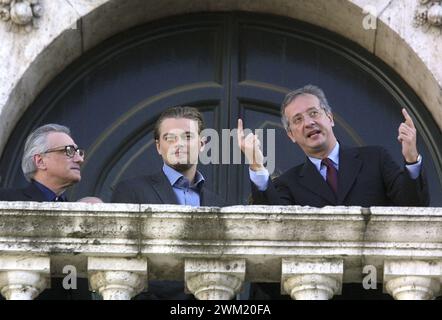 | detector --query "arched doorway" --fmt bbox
[1,12,440,205]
